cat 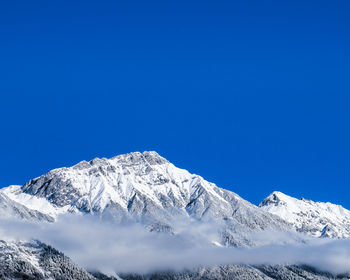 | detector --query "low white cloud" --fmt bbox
[1,215,350,276]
